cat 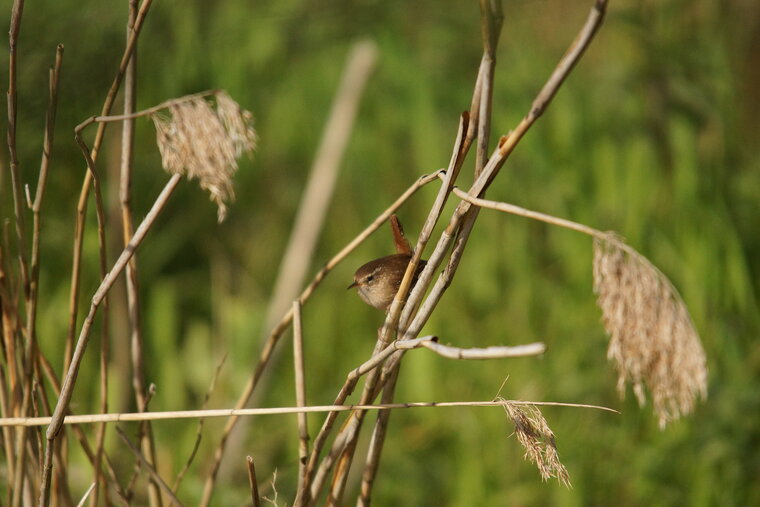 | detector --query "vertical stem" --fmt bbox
[356,363,402,506]
[117,1,163,505]
[6,3,30,506]
[292,300,309,493]
[6,0,29,296]
[27,45,63,363]
[39,173,180,506]
[26,43,65,507]
[320,3,505,503]
[199,41,377,506]
[63,0,153,376]
[245,457,261,507]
